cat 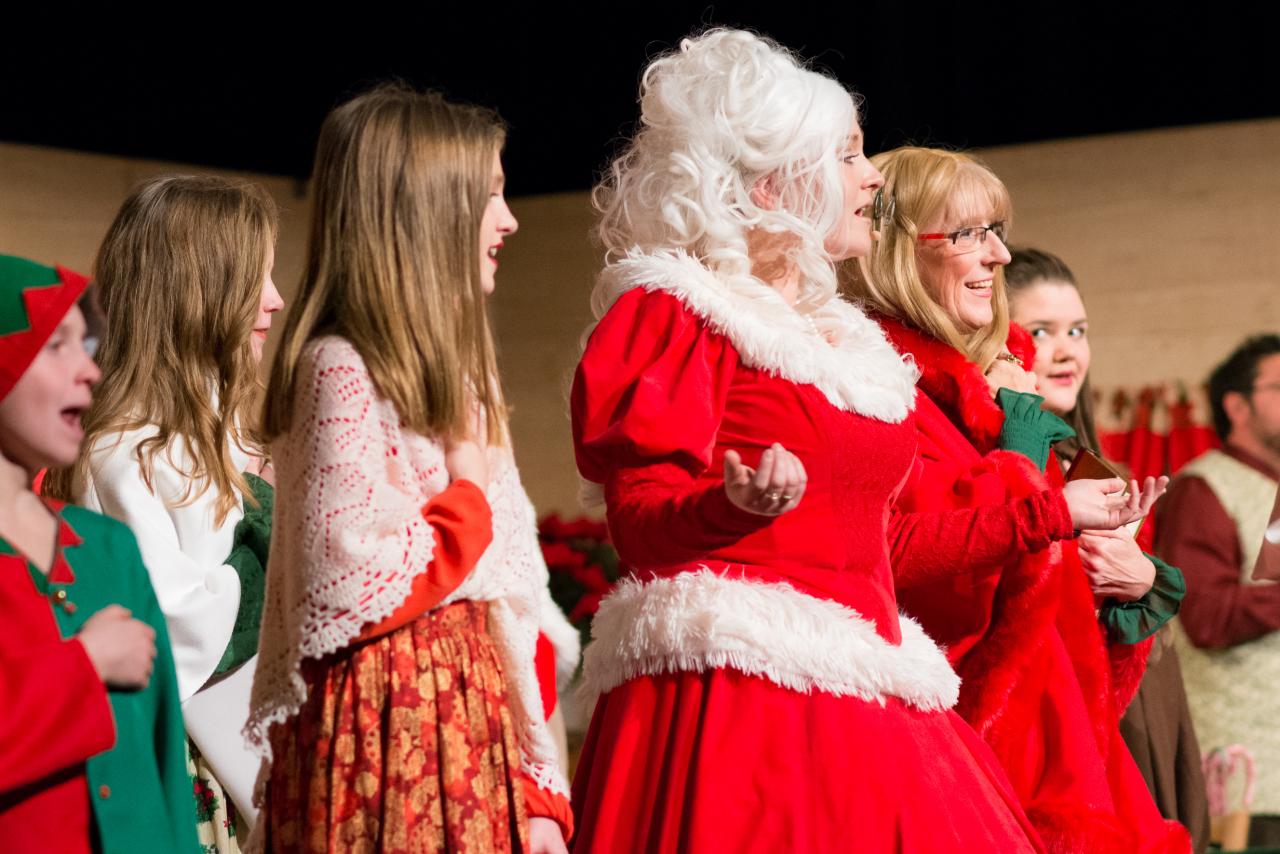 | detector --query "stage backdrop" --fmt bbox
[2,118,1278,516]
